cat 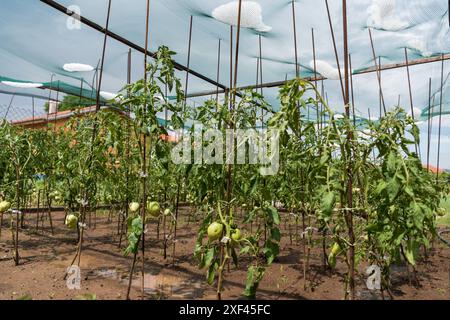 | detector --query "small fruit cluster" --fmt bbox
[207,222,241,244]
[129,201,172,219]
